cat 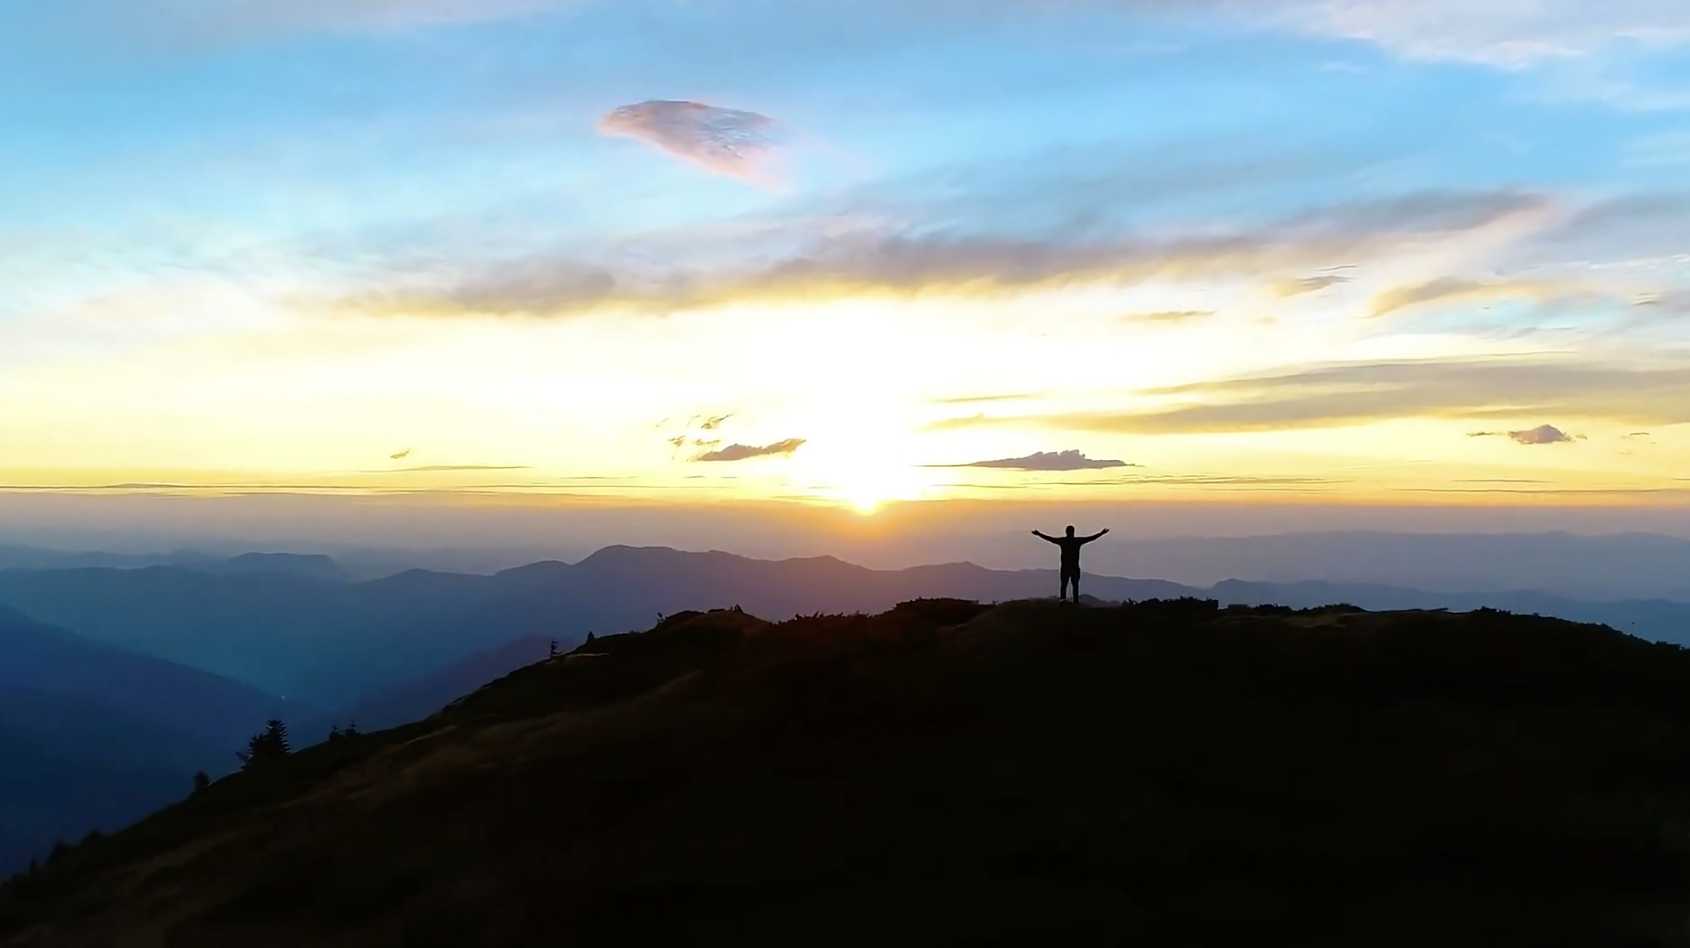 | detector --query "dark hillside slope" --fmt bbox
[8,599,1690,946]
